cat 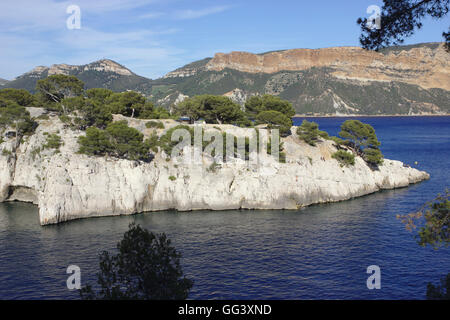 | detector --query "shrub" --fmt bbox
[338,120,383,167]
[330,136,345,145]
[296,120,320,146]
[158,125,195,157]
[0,88,36,107]
[168,175,177,181]
[267,136,286,163]
[78,121,154,162]
[245,94,295,119]
[256,110,293,136]
[43,134,63,150]
[146,121,165,129]
[332,150,355,167]
[0,97,36,136]
[36,114,50,120]
[364,147,384,166]
[175,95,247,124]
[80,223,193,300]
